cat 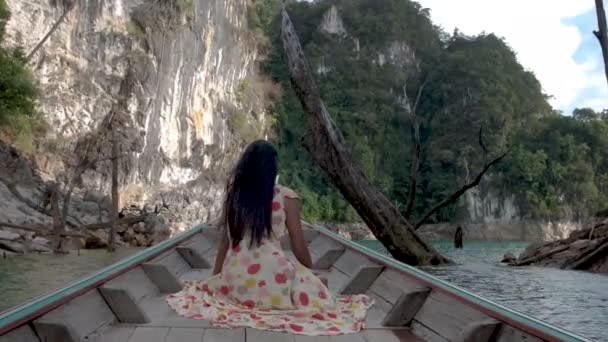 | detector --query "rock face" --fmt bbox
[319,5,347,36]
[511,216,608,273]
[4,0,268,231]
[461,181,580,241]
